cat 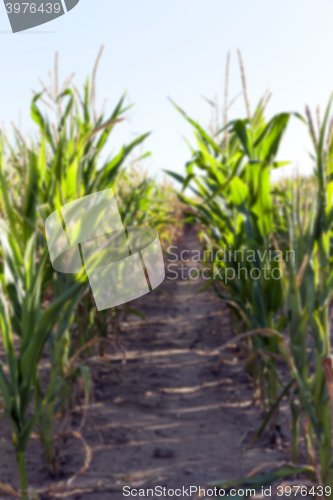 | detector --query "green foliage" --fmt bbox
[170,87,333,494]
[0,52,172,496]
